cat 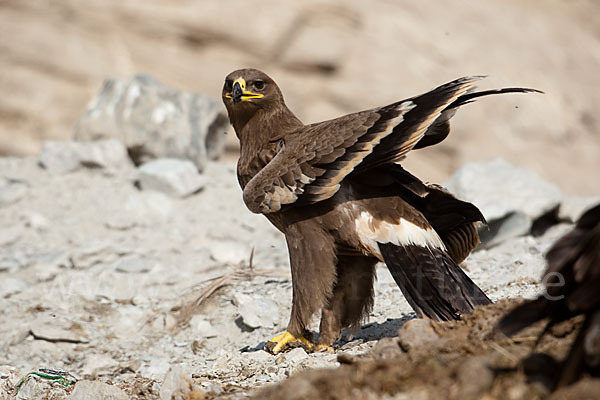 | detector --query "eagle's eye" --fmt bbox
[253,80,265,90]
